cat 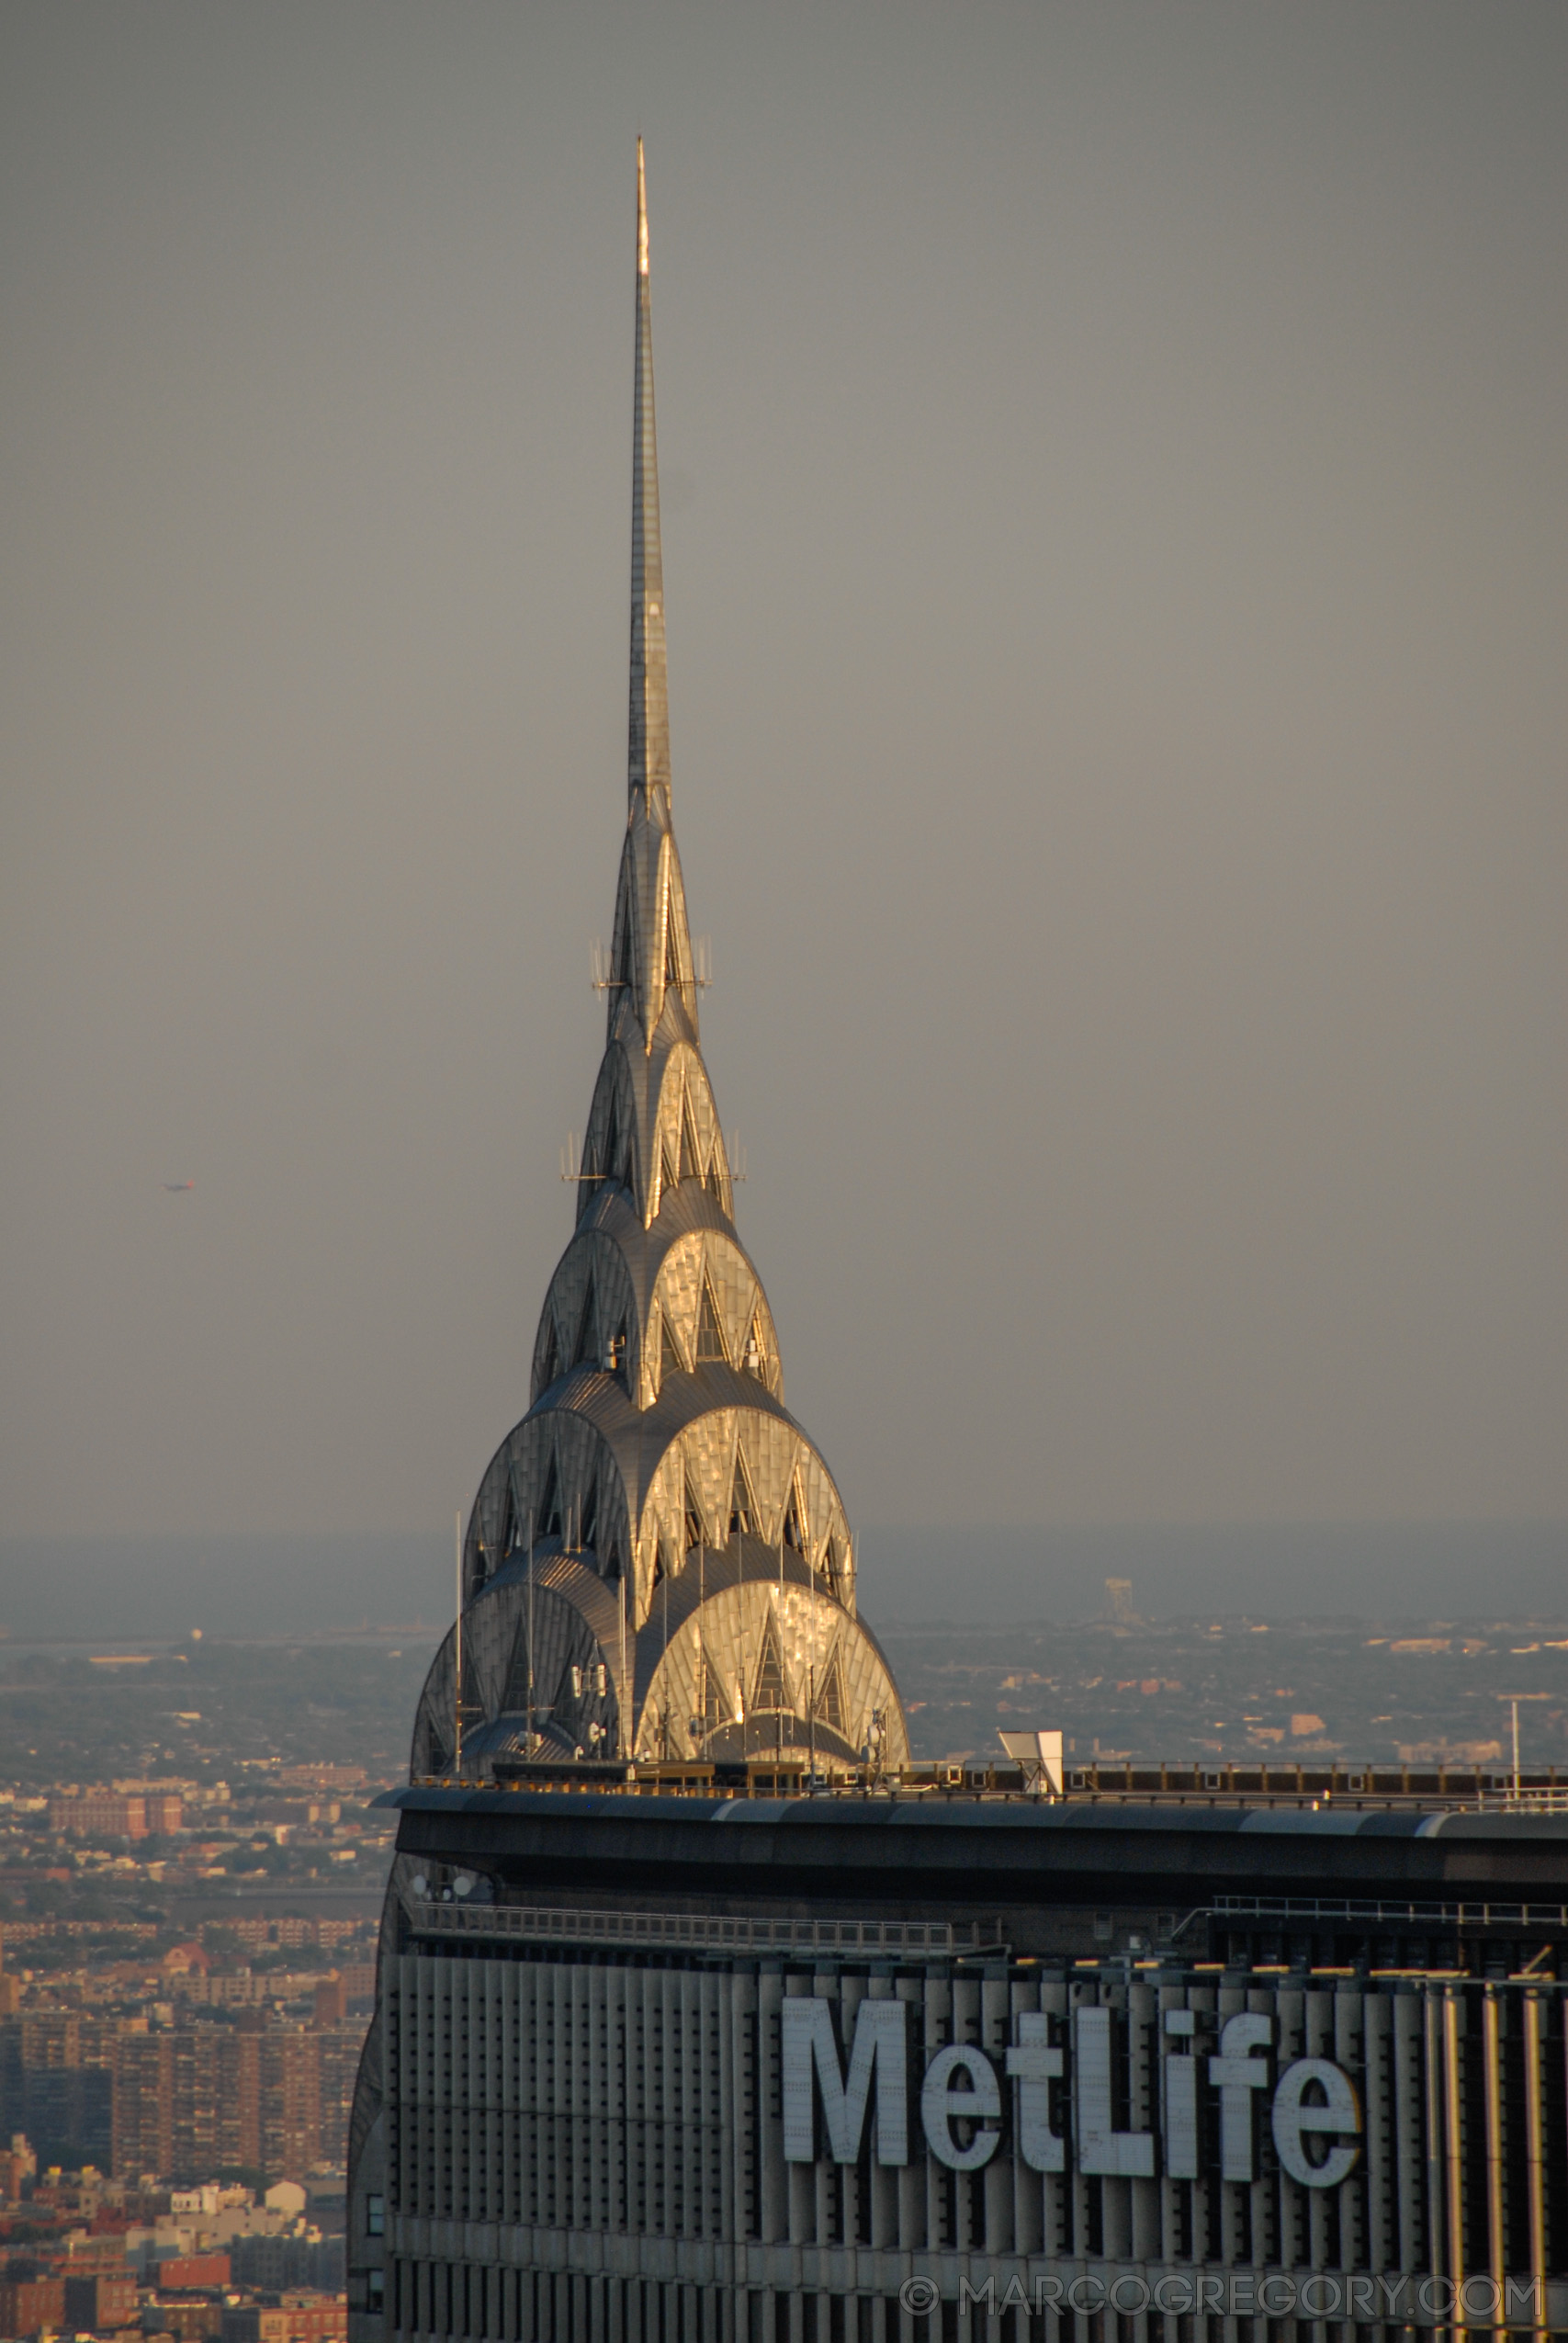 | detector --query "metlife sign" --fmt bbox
[783,1997,1360,2186]
[378,1945,1568,2336]
[776,1987,1562,2328]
